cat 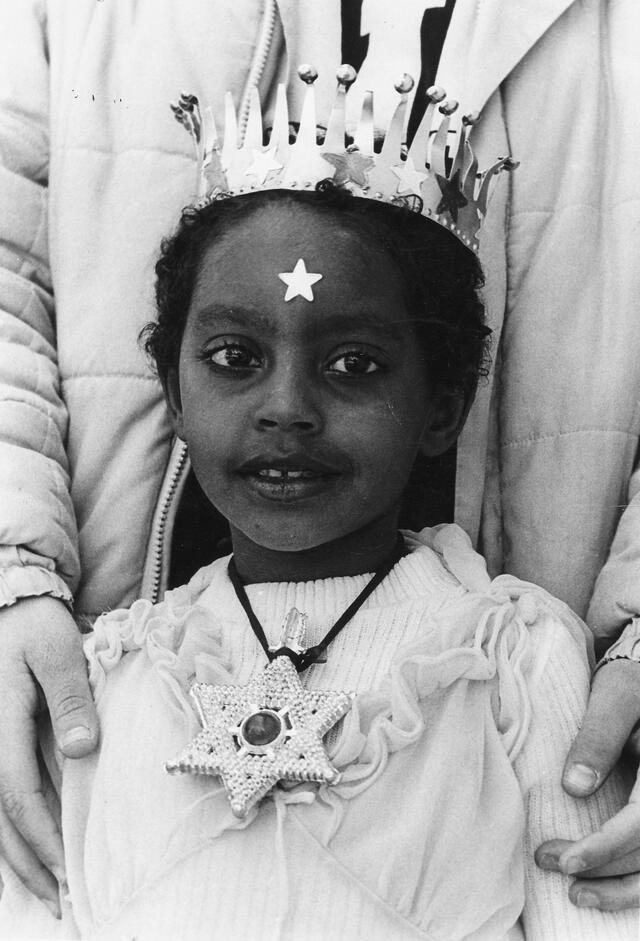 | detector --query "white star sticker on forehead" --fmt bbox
[278,258,323,302]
